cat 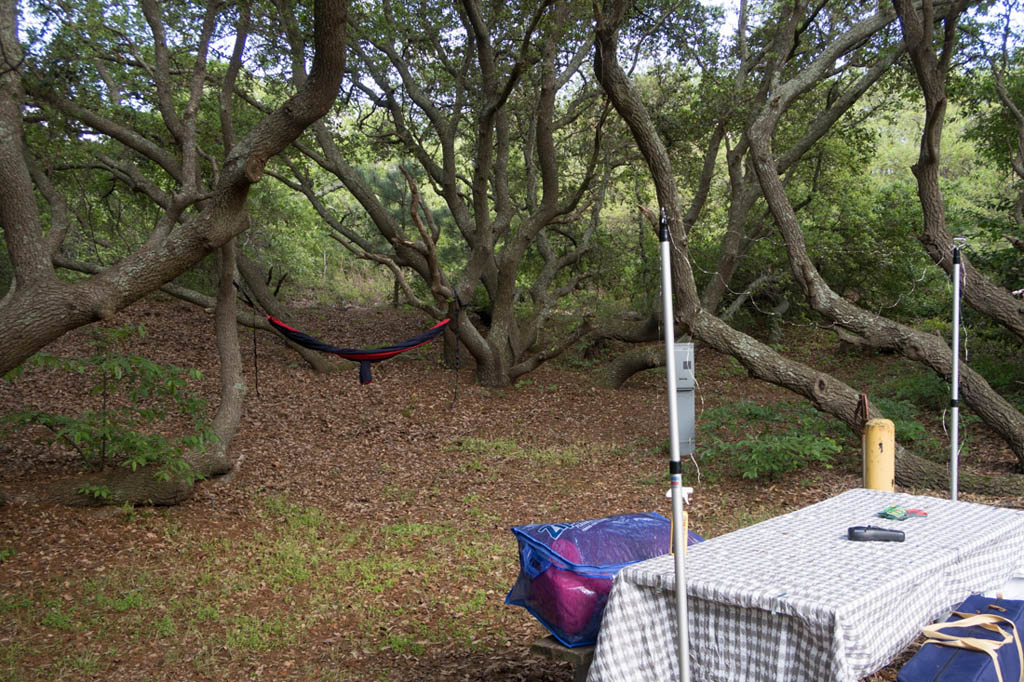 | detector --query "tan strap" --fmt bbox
[920,611,1024,682]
